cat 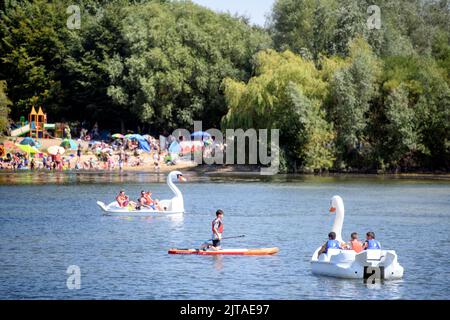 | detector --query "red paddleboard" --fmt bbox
[168,247,279,255]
